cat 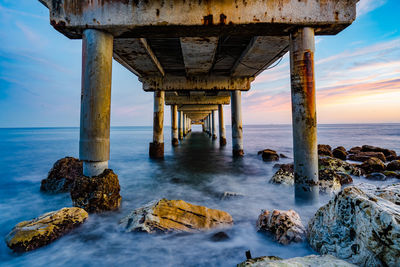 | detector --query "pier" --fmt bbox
[39,0,359,203]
